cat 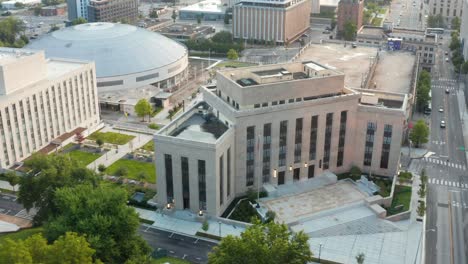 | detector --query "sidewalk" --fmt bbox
[0,180,17,192]
[456,82,468,165]
[87,126,153,171]
[135,207,245,238]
